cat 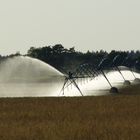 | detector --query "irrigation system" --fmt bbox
[60,55,140,96]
